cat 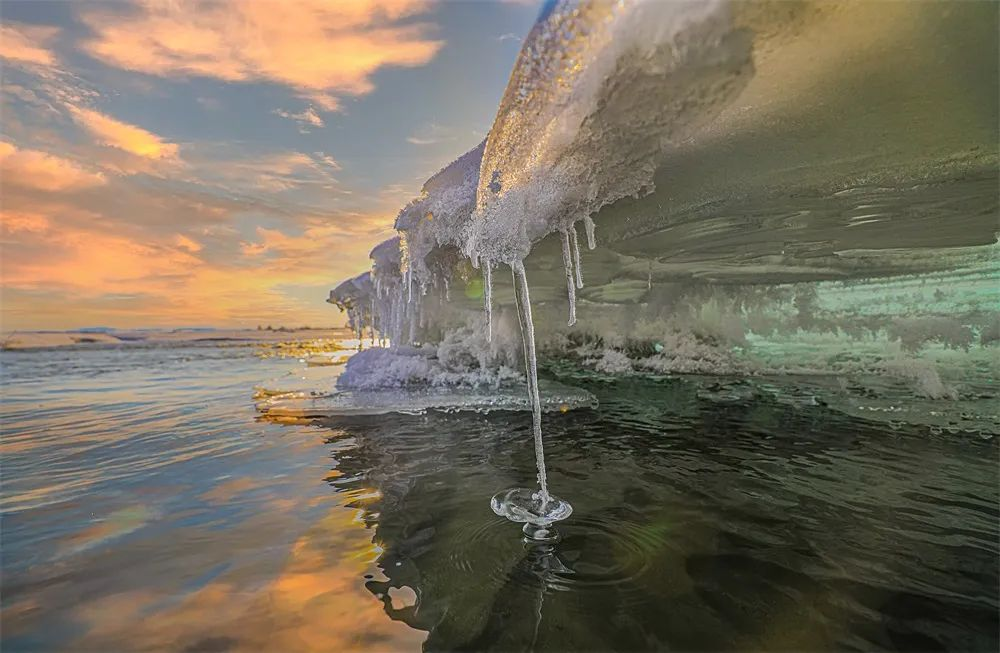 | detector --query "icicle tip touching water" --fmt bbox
[490,260,573,542]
